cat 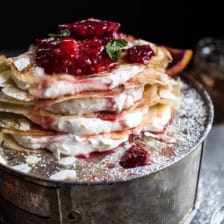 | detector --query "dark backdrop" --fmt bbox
[0,1,223,50]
